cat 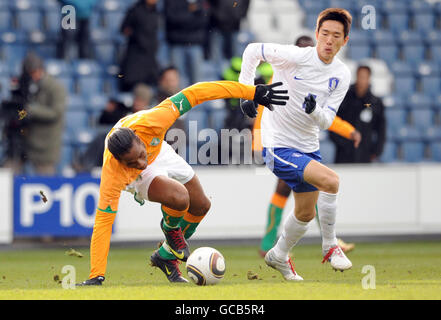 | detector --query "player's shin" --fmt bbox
[273,213,309,260]
[179,210,207,240]
[317,191,338,253]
